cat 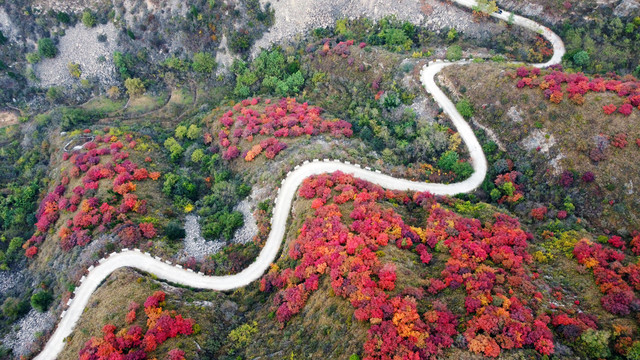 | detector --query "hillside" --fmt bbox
[1,0,640,359]
[441,62,640,234]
